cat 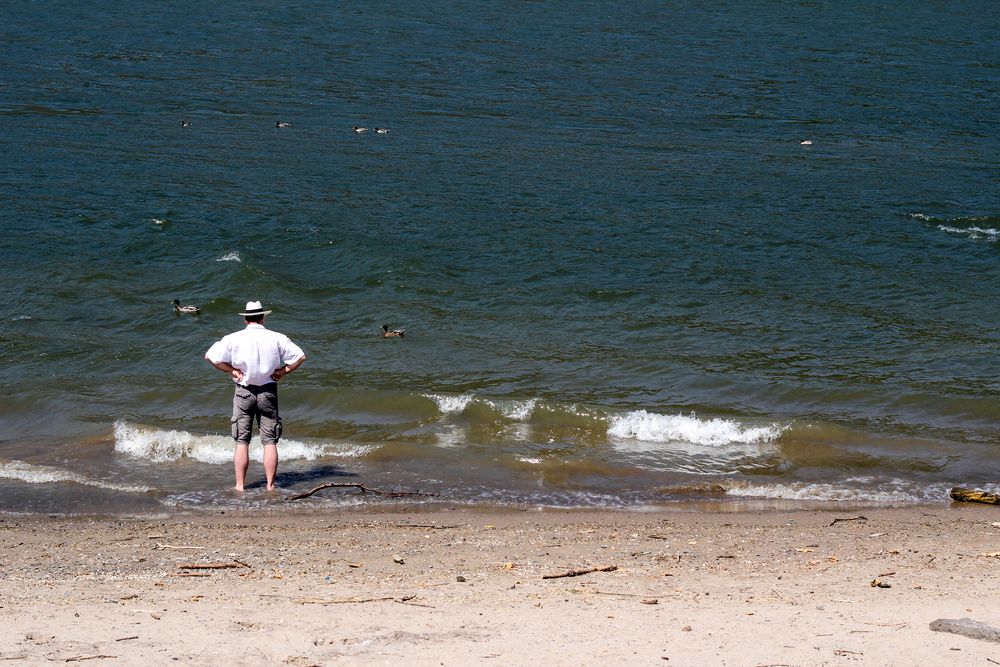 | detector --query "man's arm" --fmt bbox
[271,354,306,381]
[206,356,244,383]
